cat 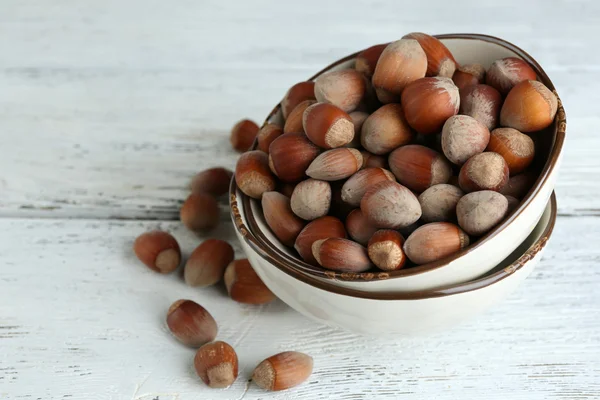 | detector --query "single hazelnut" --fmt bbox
[441,115,490,165]
[180,192,220,232]
[306,148,362,181]
[166,299,217,348]
[388,144,452,193]
[235,150,276,199]
[452,63,486,91]
[404,222,470,265]
[194,341,239,388]
[367,230,406,271]
[314,69,366,113]
[303,103,355,149]
[345,208,379,245]
[294,216,347,265]
[341,167,396,207]
[284,99,317,134]
[282,82,316,119]
[256,123,284,153]
[252,351,313,392]
[360,103,414,155]
[458,152,509,193]
[290,179,332,220]
[403,32,457,77]
[418,184,464,222]
[456,190,509,236]
[133,231,181,273]
[486,57,537,95]
[355,44,387,77]
[500,80,558,132]
[190,167,233,196]
[312,238,372,272]
[486,128,535,175]
[459,84,502,131]
[269,133,320,183]
[184,239,234,287]
[360,181,421,229]
[224,259,276,304]
[261,191,306,247]
[230,119,259,152]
